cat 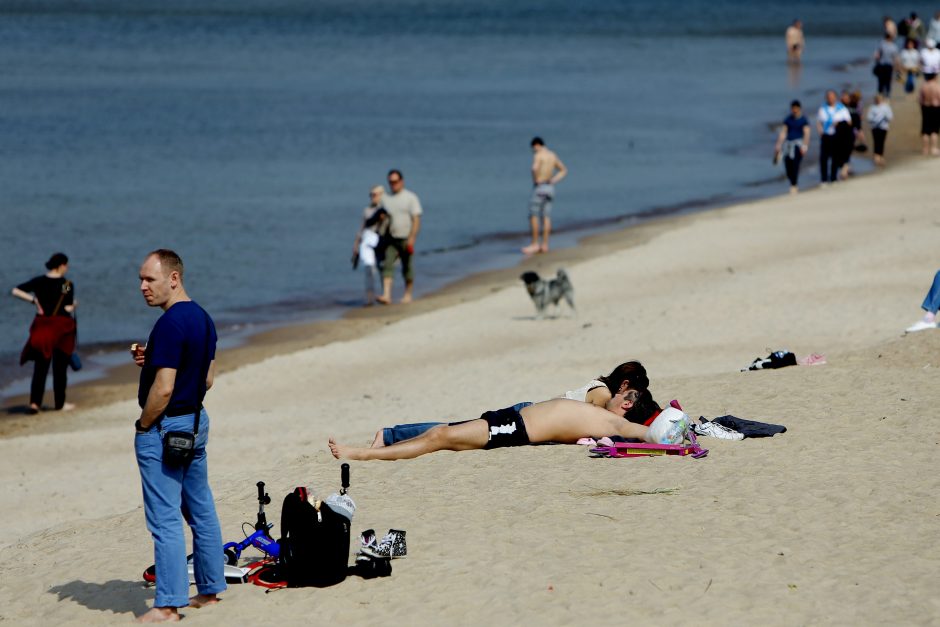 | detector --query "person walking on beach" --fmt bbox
[920,73,940,156]
[883,15,898,41]
[785,19,805,64]
[866,94,893,166]
[836,90,862,180]
[929,12,940,46]
[873,33,899,97]
[906,269,940,332]
[900,38,921,94]
[132,249,225,623]
[378,169,422,304]
[352,185,389,306]
[774,100,810,194]
[522,137,568,255]
[11,252,77,414]
[921,38,940,80]
[816,90,851,185]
